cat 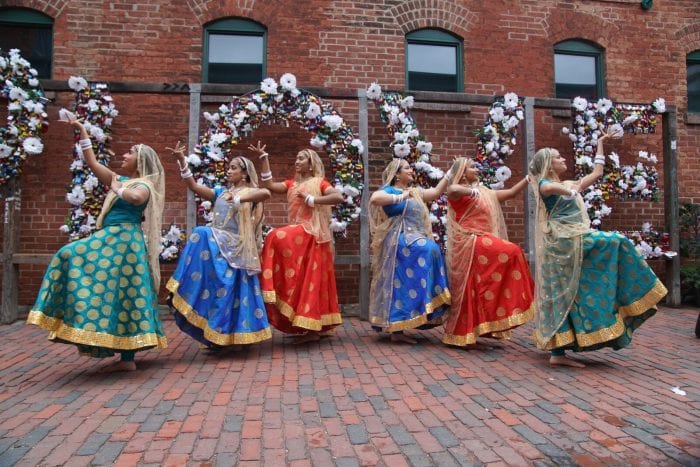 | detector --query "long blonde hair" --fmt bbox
[295,148,325,180]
